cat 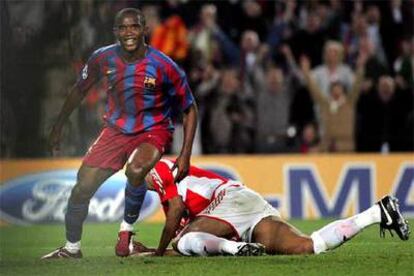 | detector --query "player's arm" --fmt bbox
[49,53,101,155]
[155,196,186,256]
[173,103,198,182]
[167,61,198,182]
[48,85,87,155]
